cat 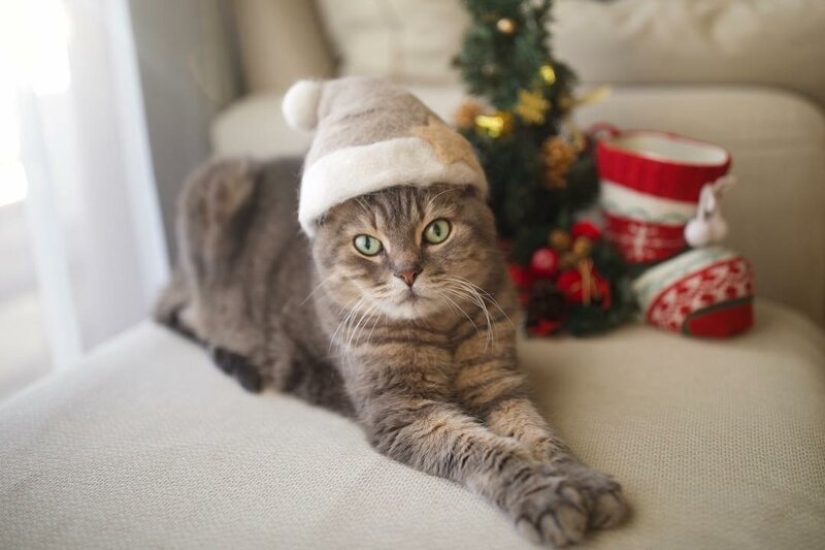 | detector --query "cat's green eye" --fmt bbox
[423,219,451,244]
[353,234,383,256]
